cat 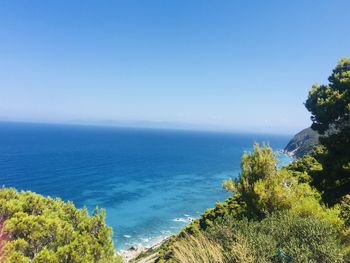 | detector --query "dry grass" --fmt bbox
[172,230,258,263]
[172,233,224,263]
[0,220,9,261]
[227,233,255,263]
